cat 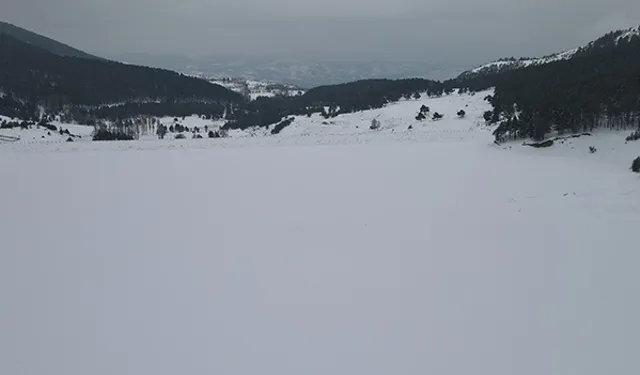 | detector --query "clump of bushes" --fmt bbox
[632,157,640,173]
[626,130,640,142]
[208,129,228,138]
[1,120,33,129]
[271,117,295,135]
